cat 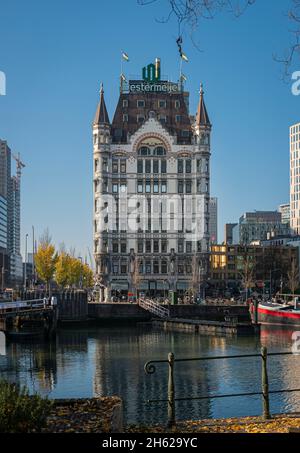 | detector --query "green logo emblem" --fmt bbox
[142,62,161,83]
